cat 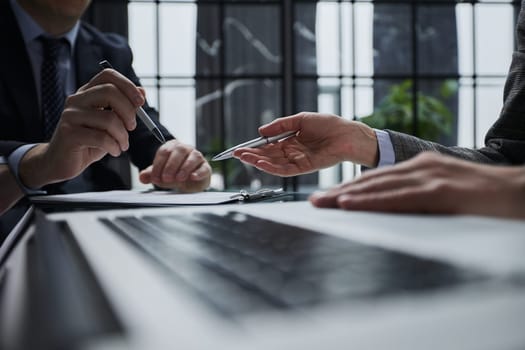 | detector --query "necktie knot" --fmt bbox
[40,36,66,60]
